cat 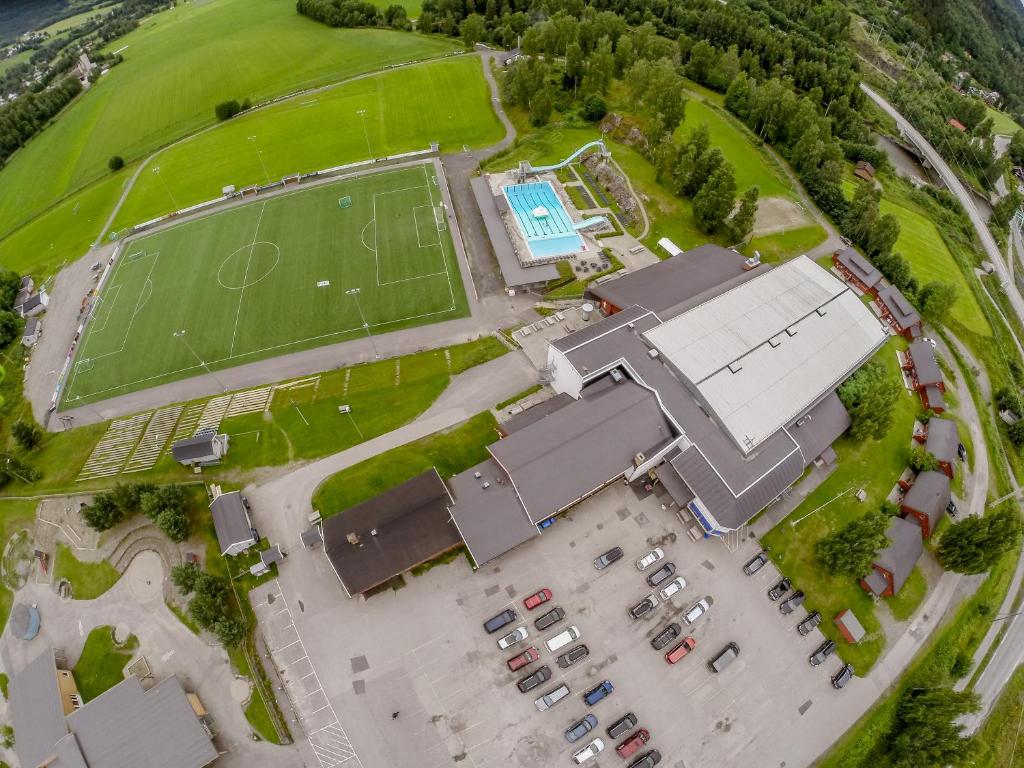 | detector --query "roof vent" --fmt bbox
[647,349,659,359]
[609,368,624,383]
